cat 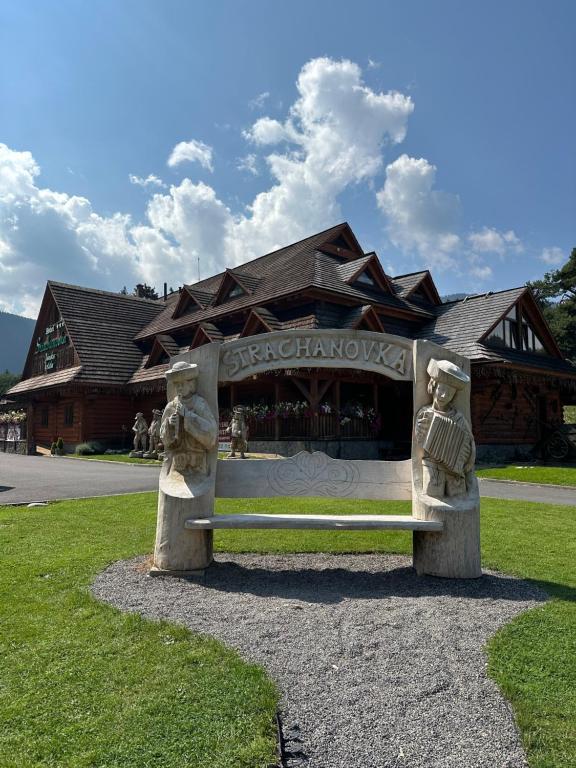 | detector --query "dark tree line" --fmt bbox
[0,370,20,396]
[120,284,159,299]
